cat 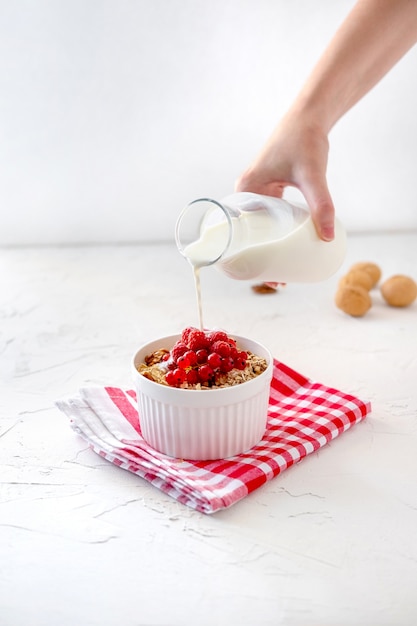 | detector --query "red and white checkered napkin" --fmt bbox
[56,360,371,515]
